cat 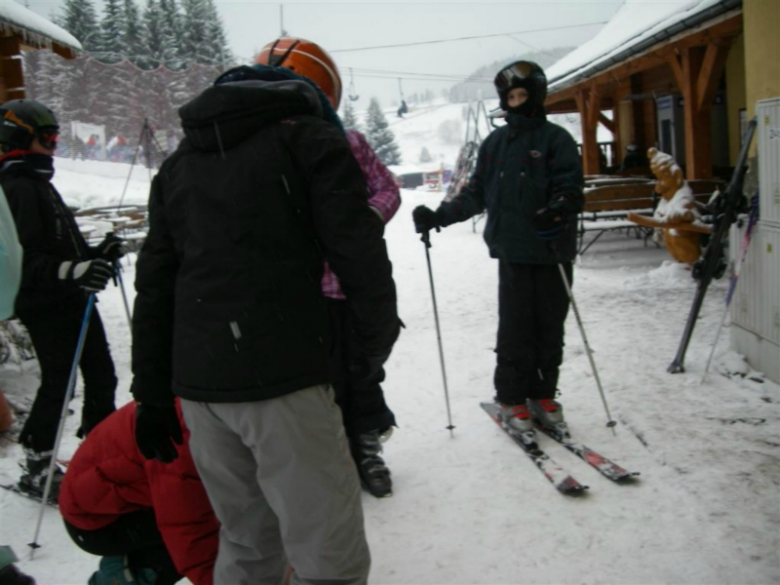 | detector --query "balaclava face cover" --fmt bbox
[503,82,537,117]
